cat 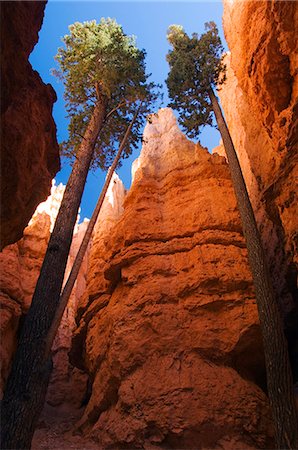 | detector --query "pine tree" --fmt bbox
[44,105,142,360]
[1,19,159,449]
[166,22,297,449]
[55,19,158,169]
